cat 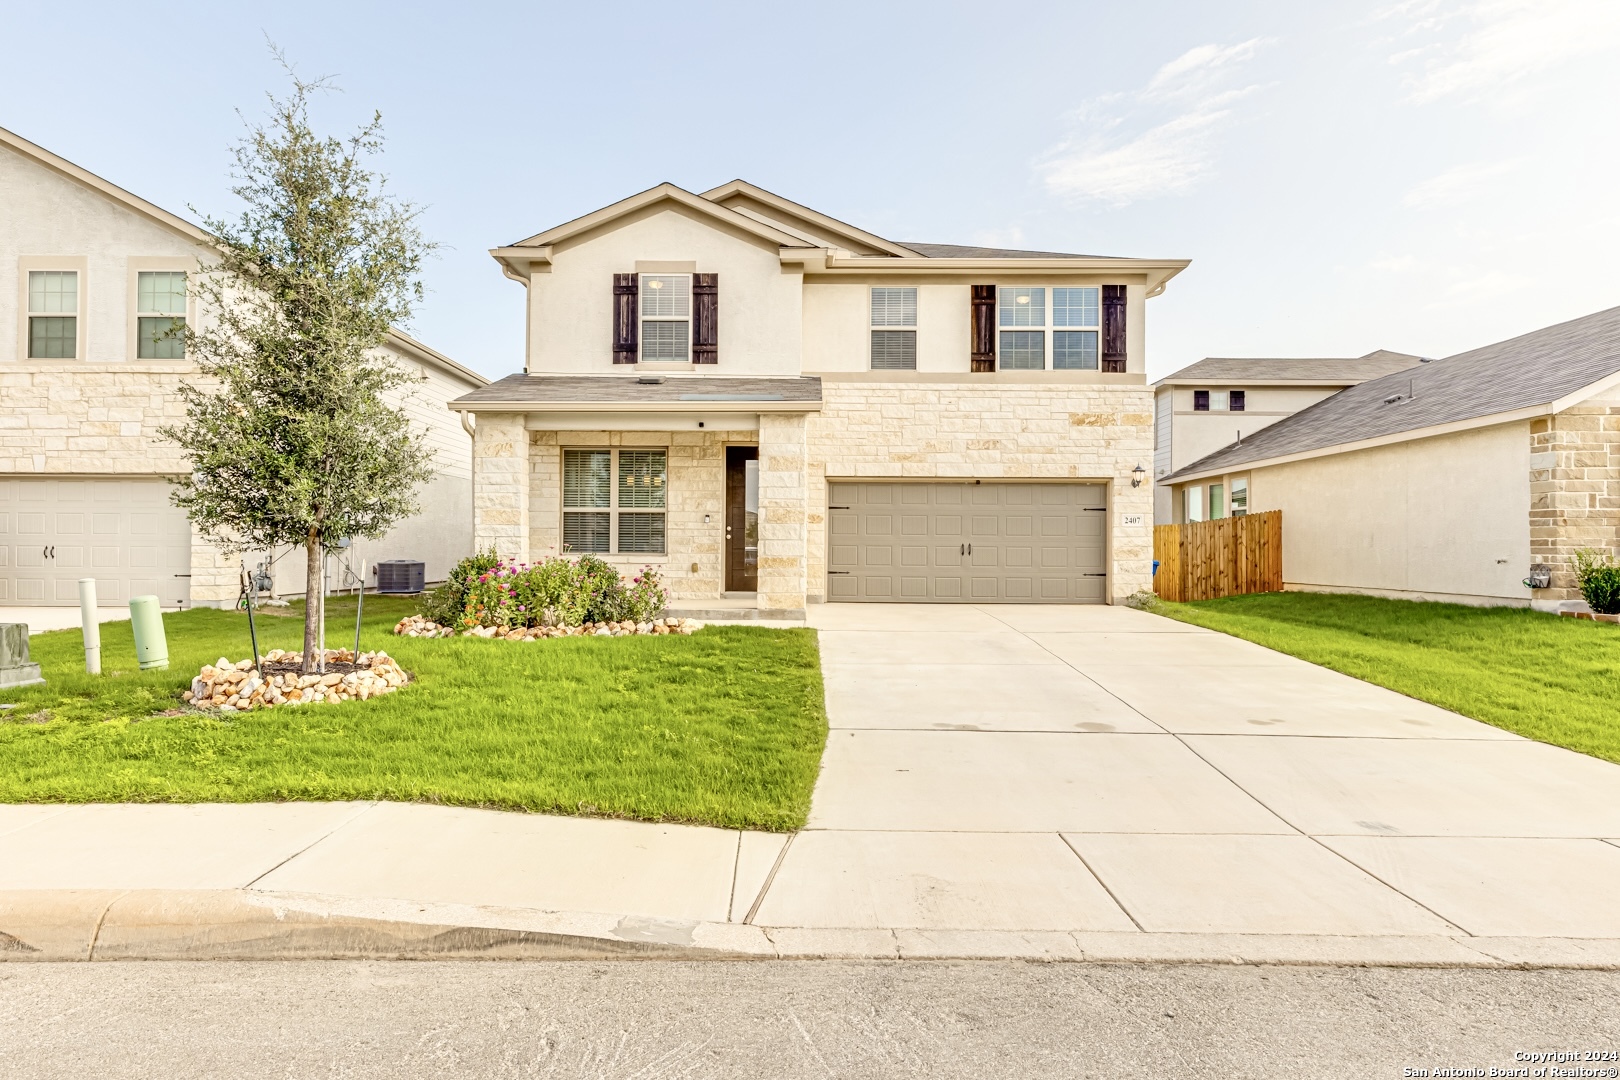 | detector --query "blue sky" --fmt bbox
[4,0,1618,379]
